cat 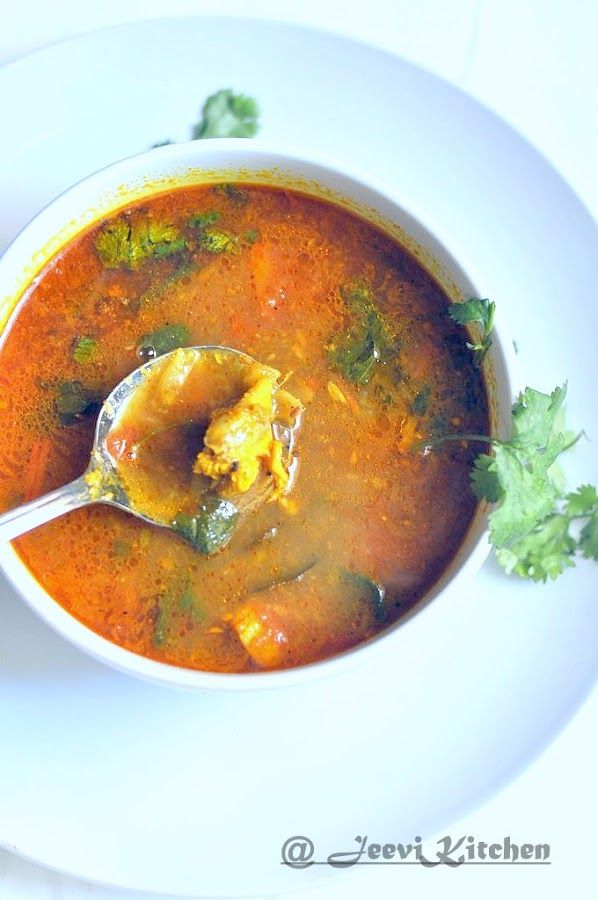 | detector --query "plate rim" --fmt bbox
[0,15,596,897]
